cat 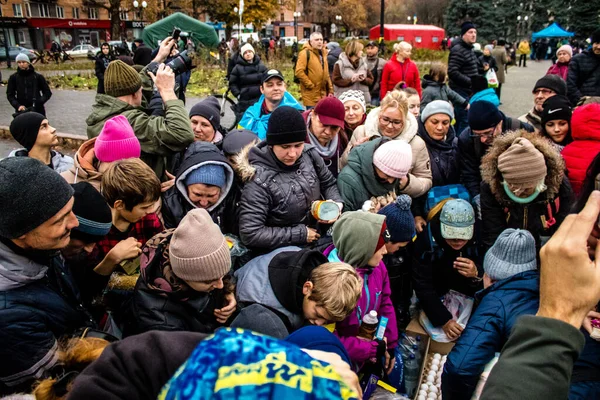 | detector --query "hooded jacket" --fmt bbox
[380,54,422,99]
[294,43,334,107]
[60,138,103,190]
[239,92,304,140]
[228,53,268,115]
[566,49,600,105]
[469,88,500,107]
[458,114,534,197]
[448,38,479,95]
[8,148,73,174]
[341,109,432,199]
[162,142,235,231]
[412,218,482,327]
[6,65,52,115]
[480,130,574,251]
[234,246,328,336]
[420,75,468,110]
[0,239,94,392]
[125,230,230,336]
[547,61,570,81]
[332,52,373,103]
[442,270,540,400]
[237,142,341,250]
[86,93,194,179]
